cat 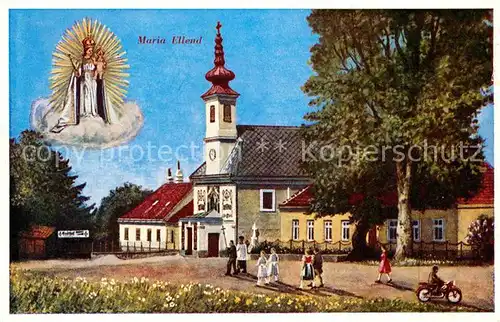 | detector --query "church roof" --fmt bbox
[119,182,192,221]
[190,125,308,179]
[165,200,193,223]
